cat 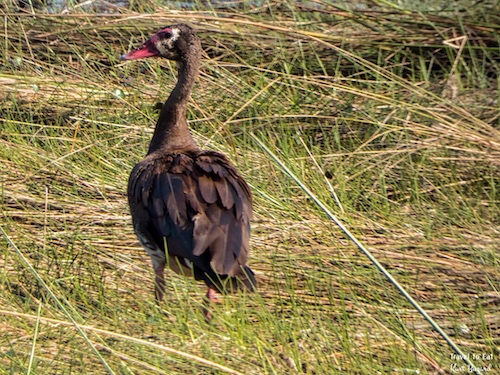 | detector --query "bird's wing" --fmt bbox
[192,152,252,276]
[128,151,252,276]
